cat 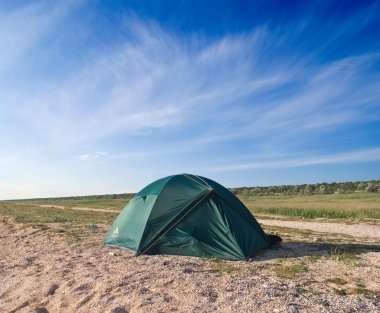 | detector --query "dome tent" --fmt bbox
[104,174,271,260]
